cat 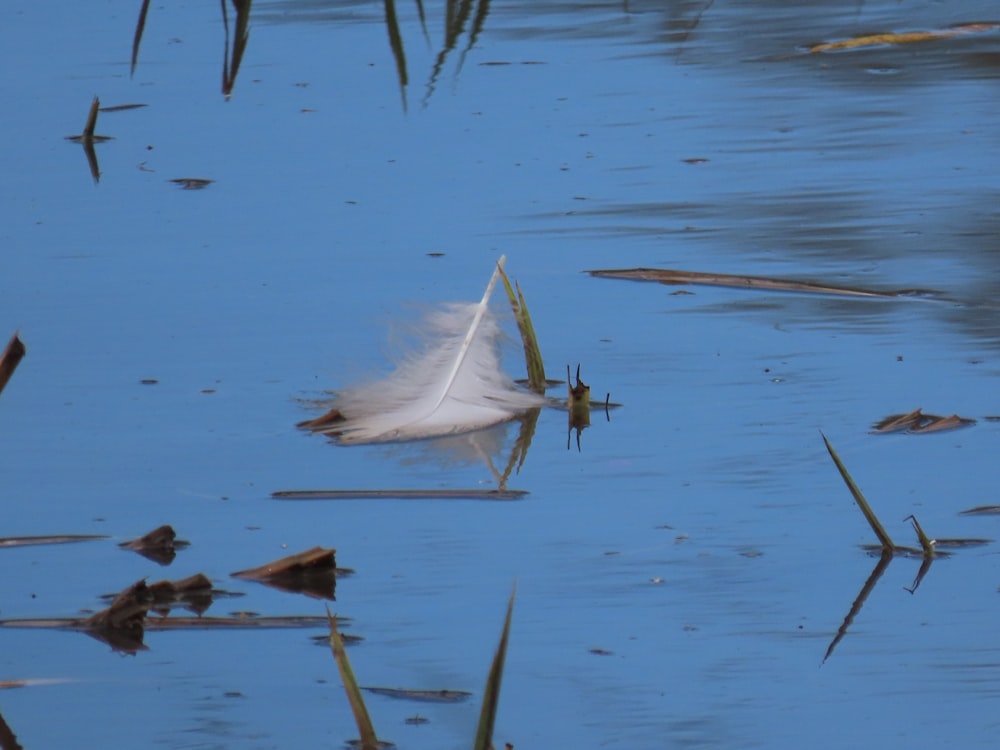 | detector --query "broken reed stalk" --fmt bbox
[906,515,936,557]
[83,96,100,140]
[0,332,27,397]
[497,262,546,394]
[821,433,894,551]
[326,606,380,750]
[473,582,516,750]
